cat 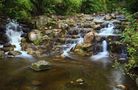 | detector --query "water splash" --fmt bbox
[91,40,109,61]
[6,20,23,51]
[6,20,33,59]
[61,34,84,57]
[98,22,115,36]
